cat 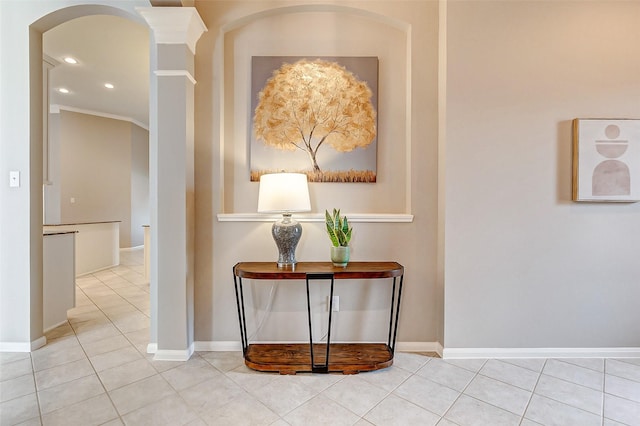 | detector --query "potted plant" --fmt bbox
[325,208,353,267]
